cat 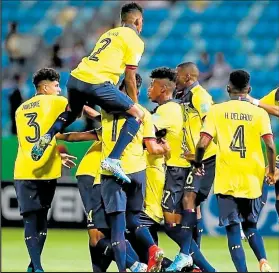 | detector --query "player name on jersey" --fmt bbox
[22,100,40,110]
[225,112,253,121]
